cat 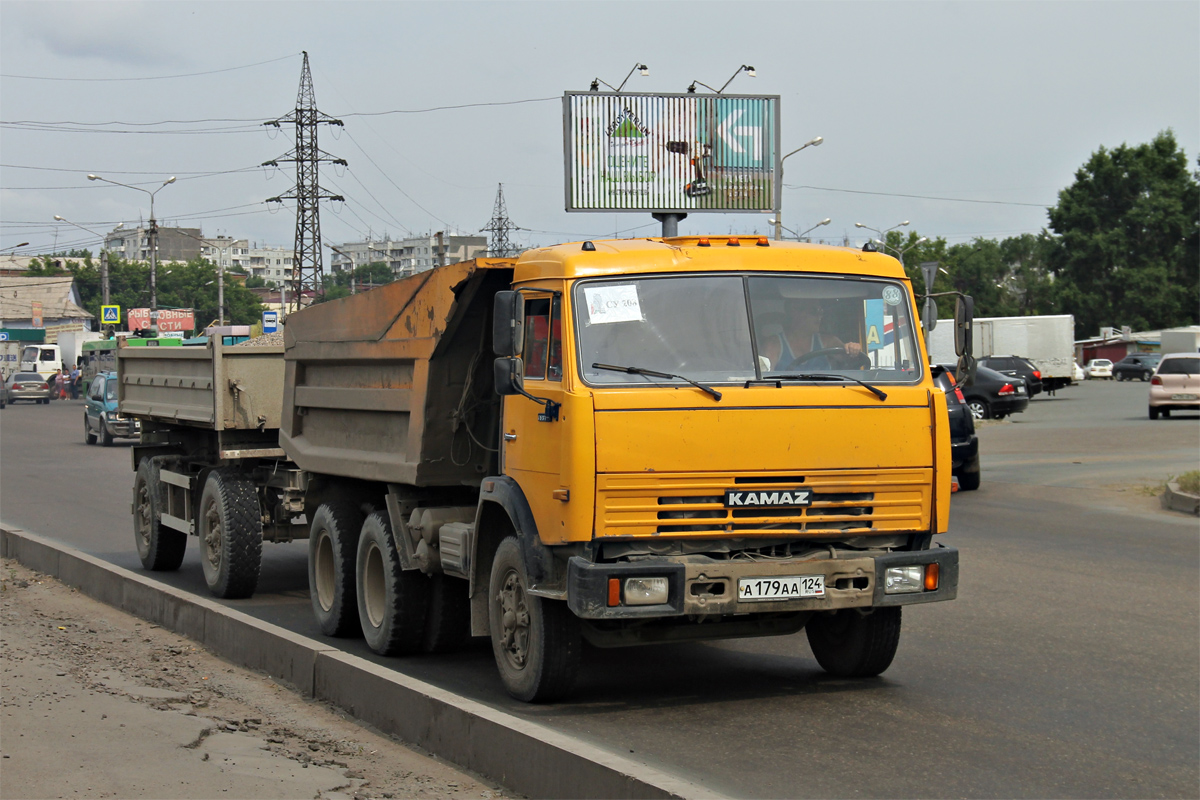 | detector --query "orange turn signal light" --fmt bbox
[697,237,711,247]
[727,236,740,246]
[608,577,621,606]
[924,563,940,591]
[757,236,769,246]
